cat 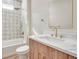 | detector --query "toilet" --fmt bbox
[16,45,29,59]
